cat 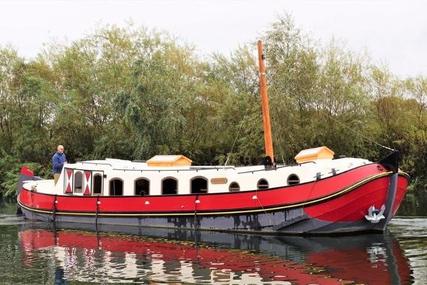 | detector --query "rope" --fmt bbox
[95,195,99,226]
[253,188,274,228]
[52,195,57,223]
[326,113,395,152]
[224,119,246,166]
